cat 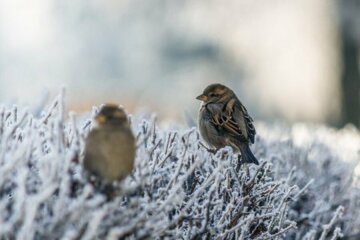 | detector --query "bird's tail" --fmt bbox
[239,144,259,165]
